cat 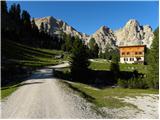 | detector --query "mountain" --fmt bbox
[35,16,154,51]
[87,26,117,52]
[34,16,89,41]
[114,19,154,48]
